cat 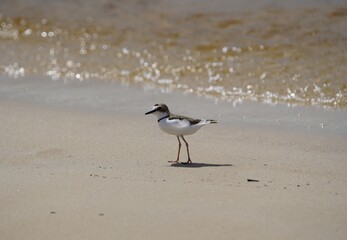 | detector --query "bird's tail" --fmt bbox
[208,119,218,124]
[198,119,218,125]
